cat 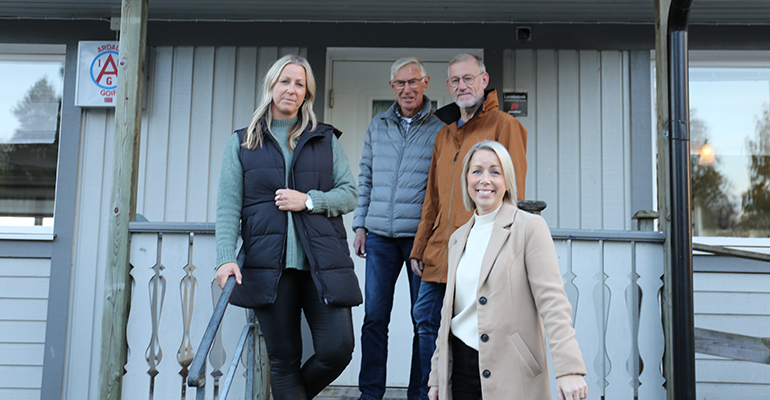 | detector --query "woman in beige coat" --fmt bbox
[428,140,588,400]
